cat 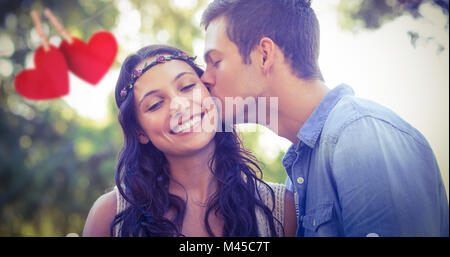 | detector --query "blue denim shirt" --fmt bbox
[284,84,449,237]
